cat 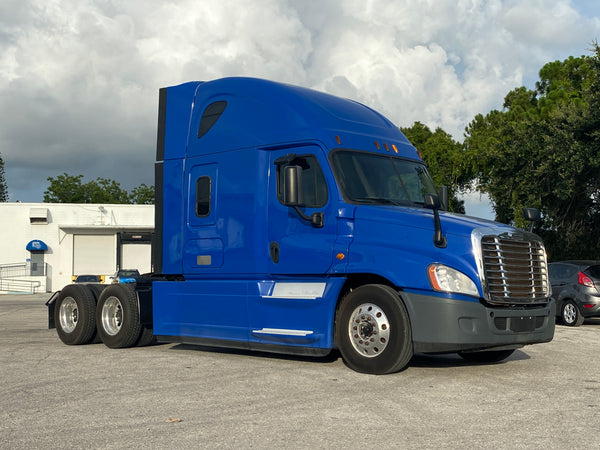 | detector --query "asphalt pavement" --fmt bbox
[1,293,599,449]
